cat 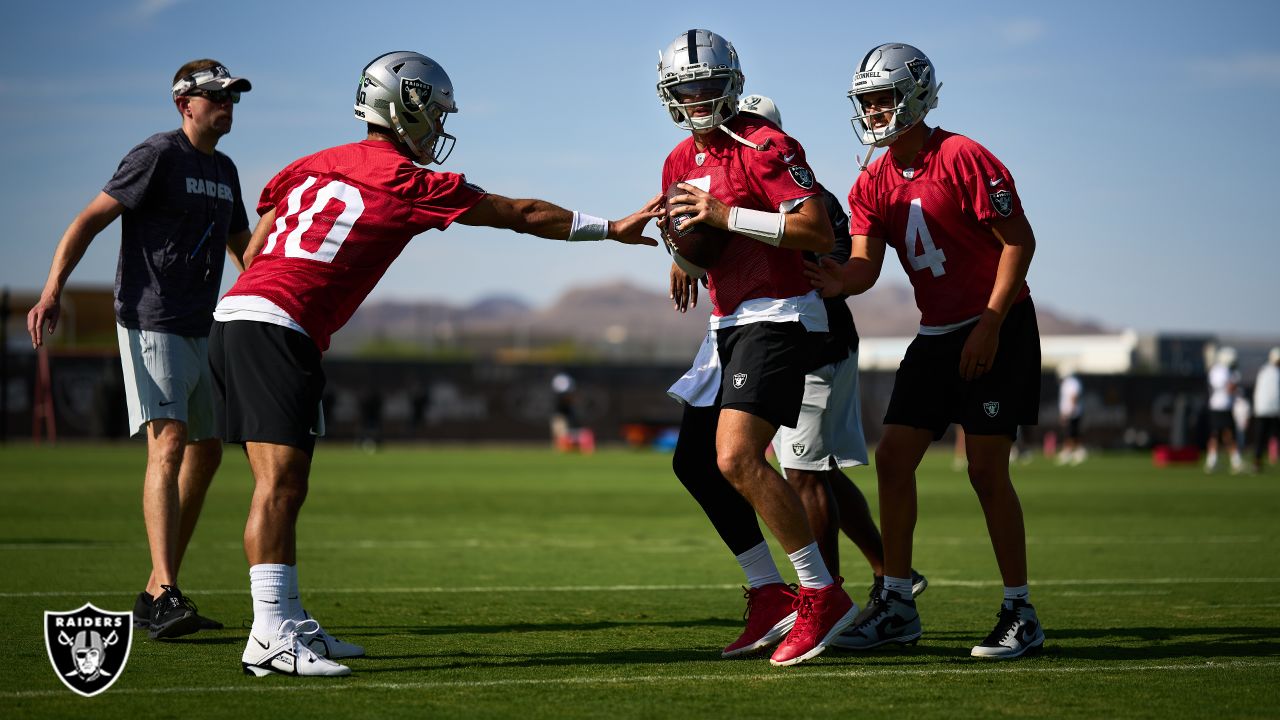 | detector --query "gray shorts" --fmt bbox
[116,324,215,441]
[772,350,868,471]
